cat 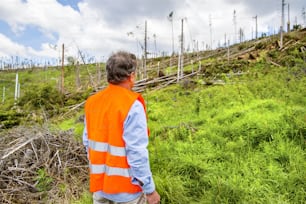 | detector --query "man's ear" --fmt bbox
[129,72,136,82]
[127,75,132,82]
